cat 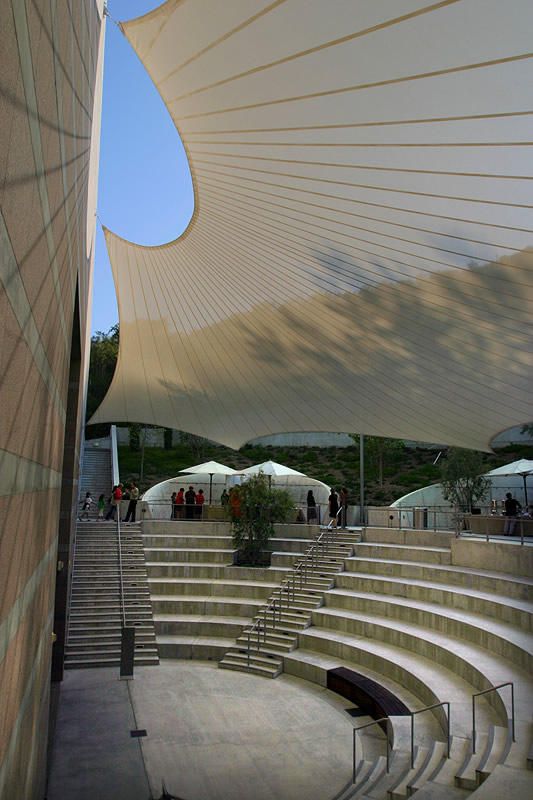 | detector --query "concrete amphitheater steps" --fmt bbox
[288,532,533,798]
[334,573,533,631]
[219,529,363,677]
[143,521,316,661]
[351,543,453,564]
[344,557,533,601]
[320,593,533,672]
